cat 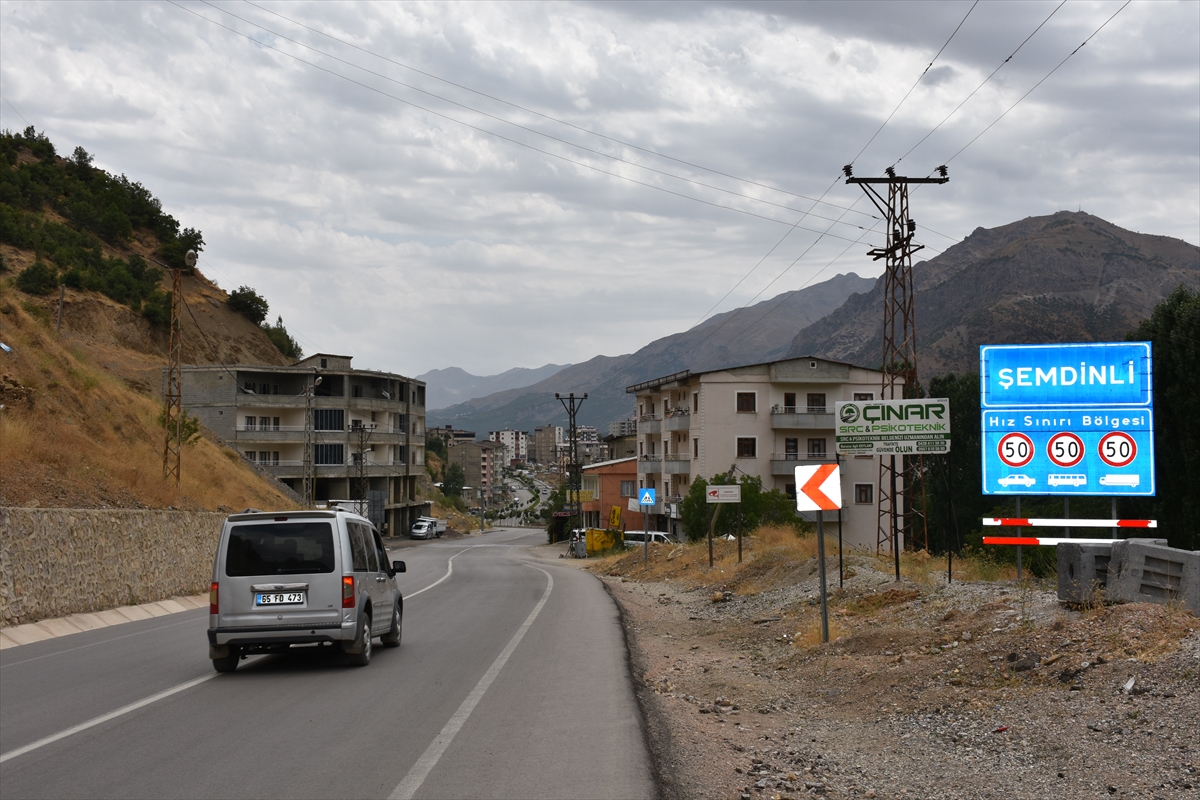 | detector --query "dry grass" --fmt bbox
[0,284,298,511]
[862,545,1018,584]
